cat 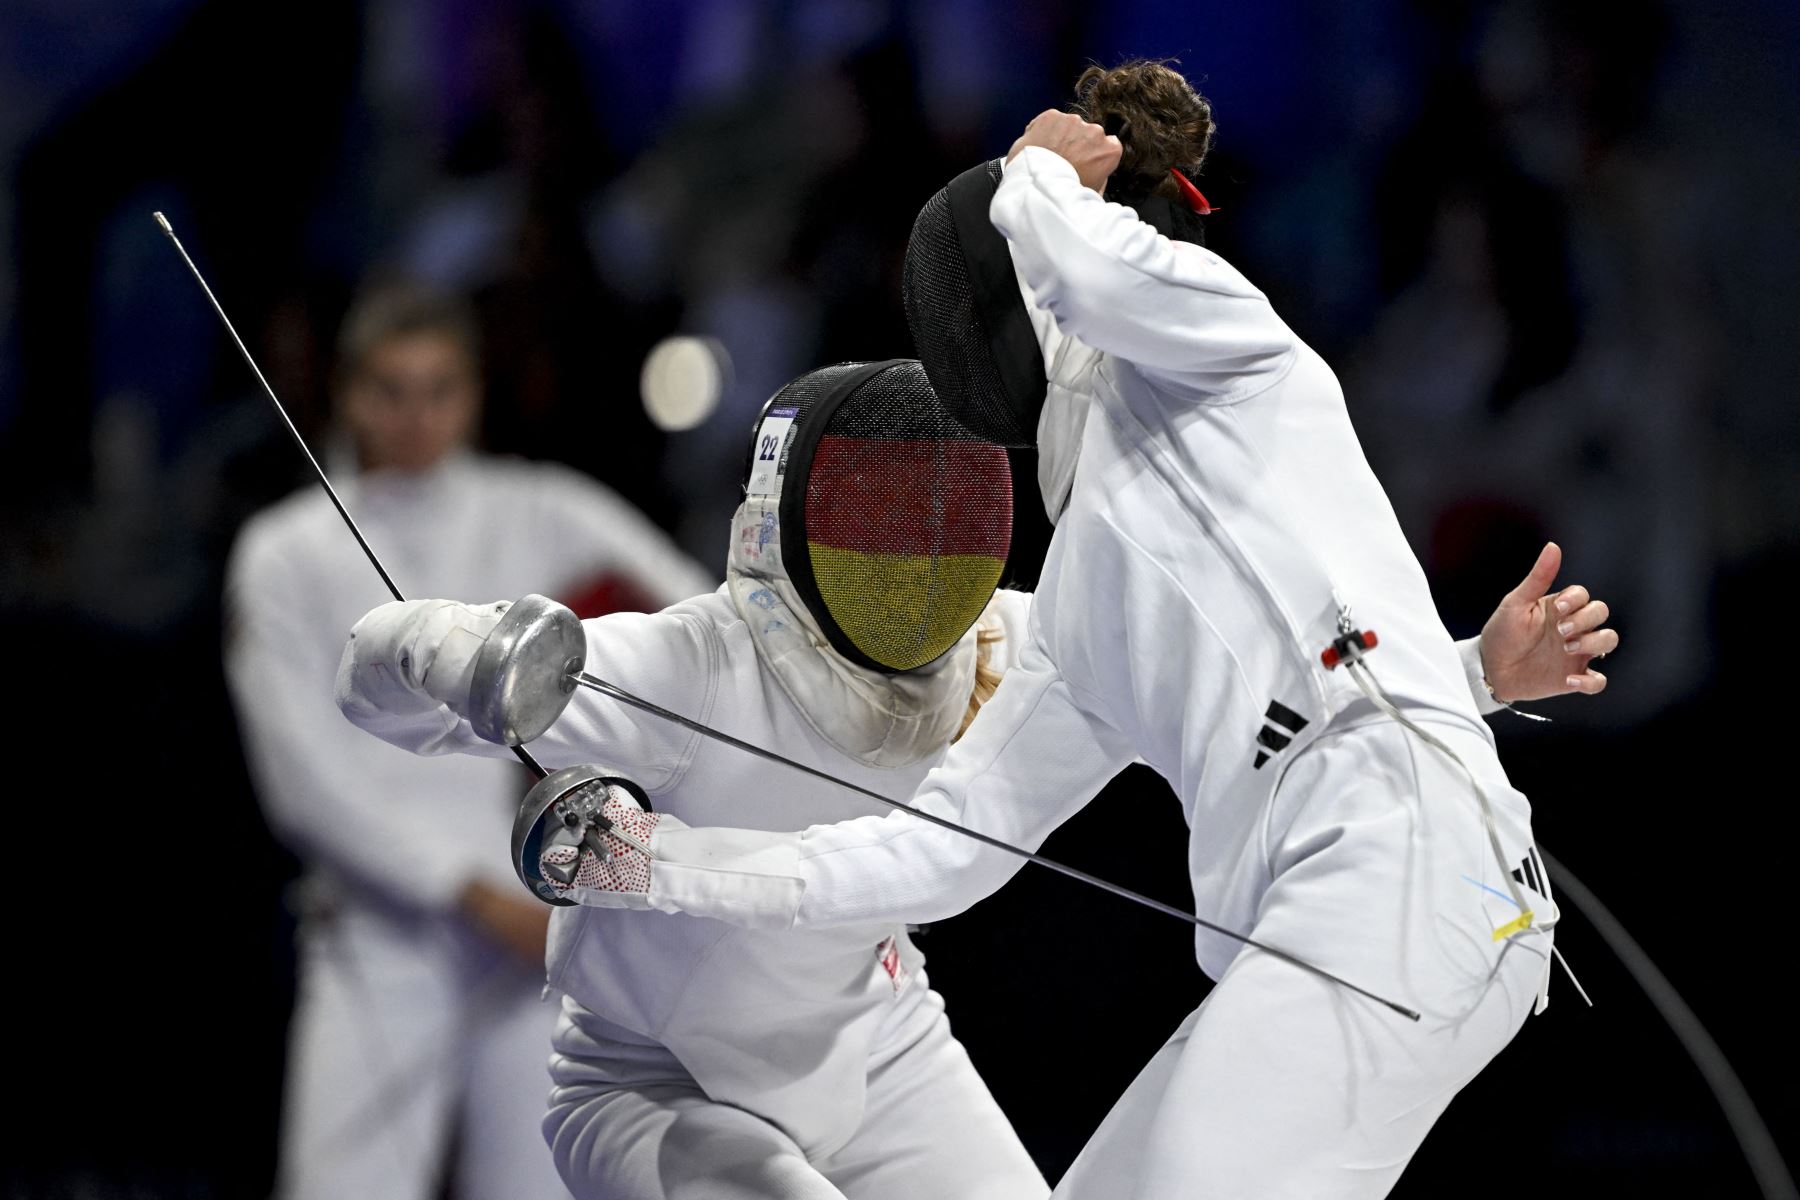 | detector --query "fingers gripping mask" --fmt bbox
[903,157,1208,450]
[742,359,1013,674]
